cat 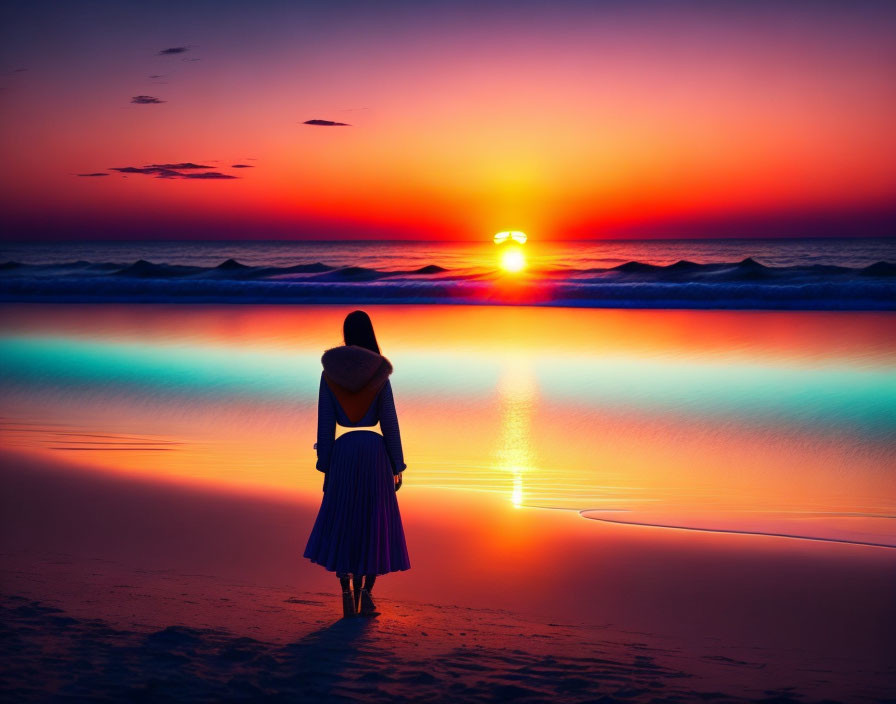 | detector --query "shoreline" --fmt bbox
[2,448,894,701]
